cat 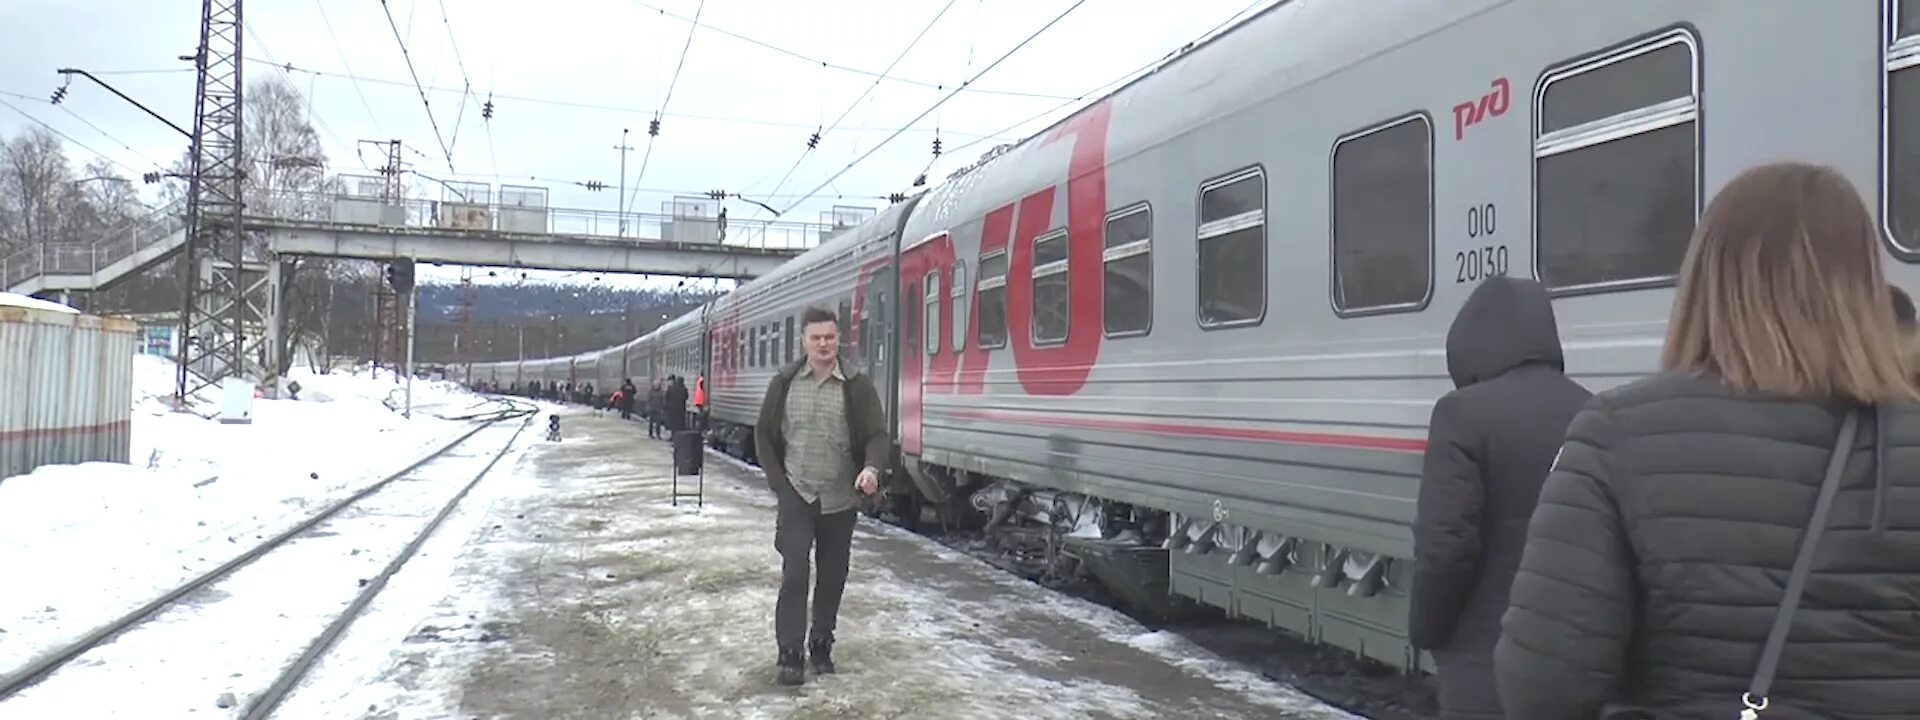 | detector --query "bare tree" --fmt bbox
[0,127,75,252]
